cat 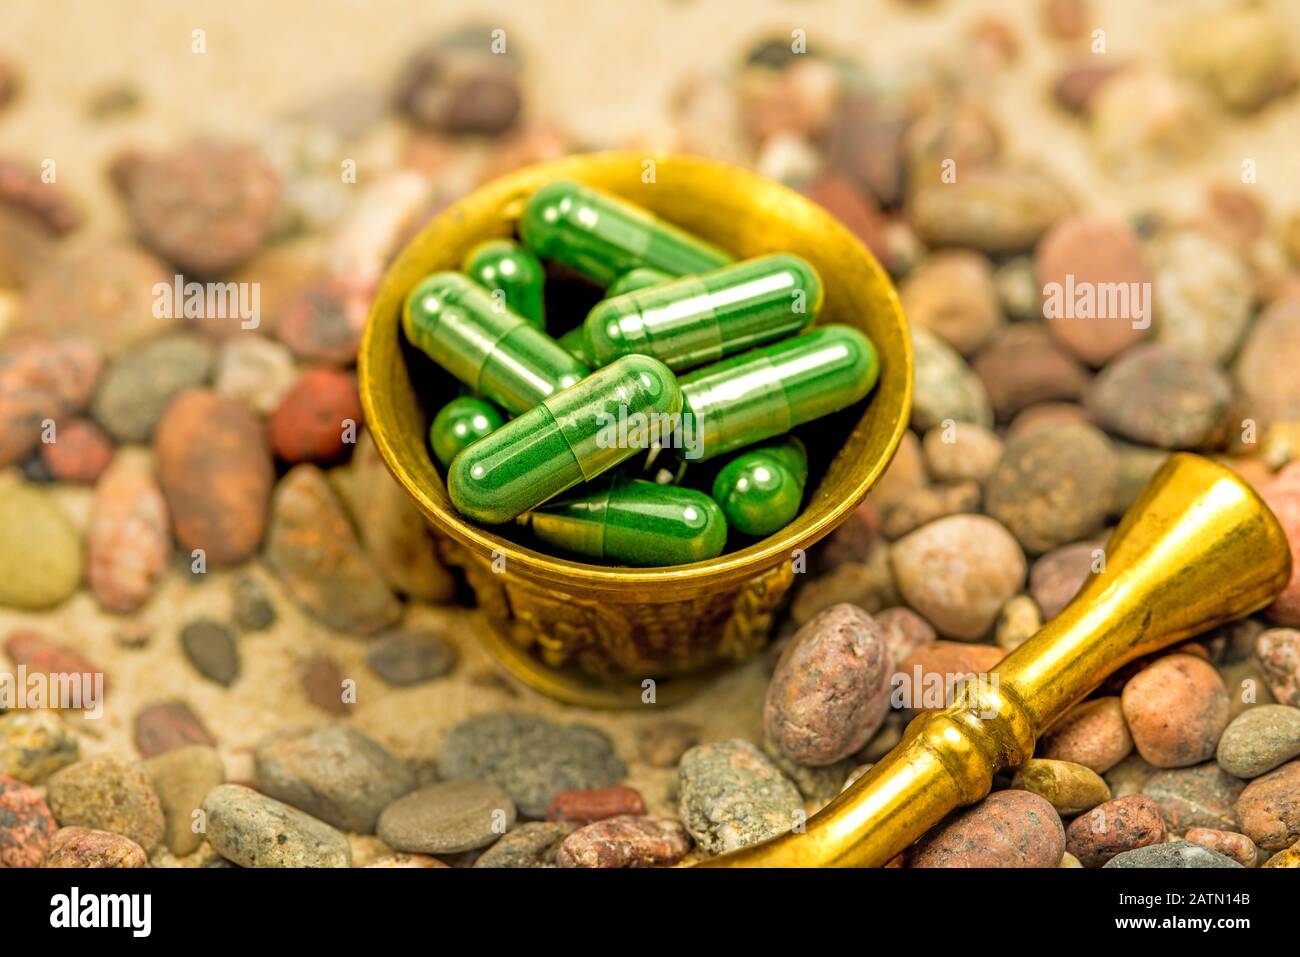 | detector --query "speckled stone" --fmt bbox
[764,603,893,765]
[1105,752,1159,798]
[1030,541,1100,620]
[1234,759,1300,851]
[1217,705,1300,778]
[554,814,692,868]
[909,790,1065,868]
[1011,759,1111,815]
[363,852,448,868]
[0,710,79,783]
[676,739,802,856]
[144,745,224,856]
[1066,795,1166,867]
[203,784,351,867]
[1122,654,1230,768]
[1040,697,1133,773]
[910,325,993,431]
[1141,762,1245,832]
[438,712,626,818]
[921,422,1003,484]
[472,821,572,868]
[90,334,213,443]
[253,725,415,834]
[635,721,700,769]
[900,250,1004,355]
[1105,841,1243,868]
[1149,229,1252,364]
[376,780,515,854]
[973,325,1091,420]
[874,606,936,665]
[1087,345,1231,450]
[0,775,57,867]
[41,827,147,868]
[46,755,164,852]
[1184,828,1260,867]
[1255,628,1300,705]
